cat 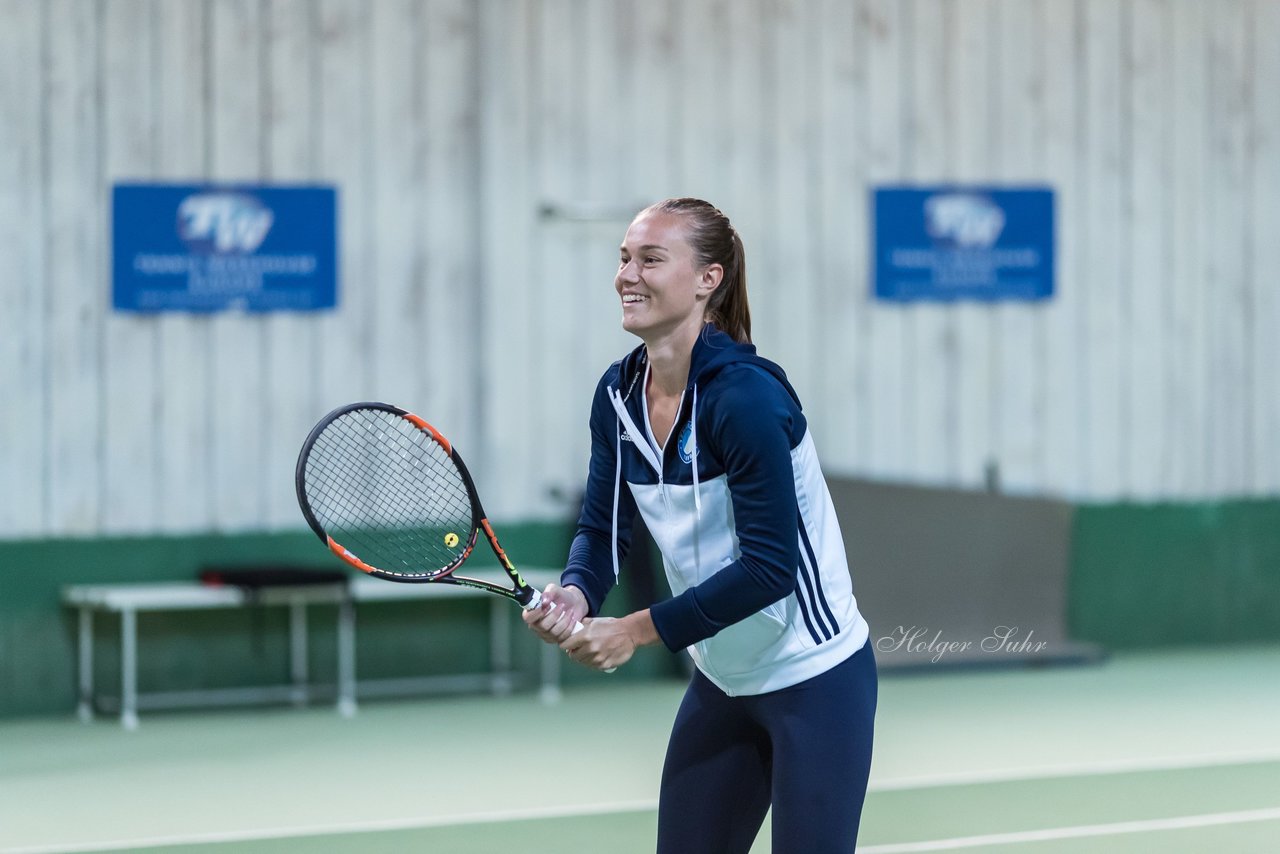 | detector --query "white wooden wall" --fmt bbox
[1,0,1277,539]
